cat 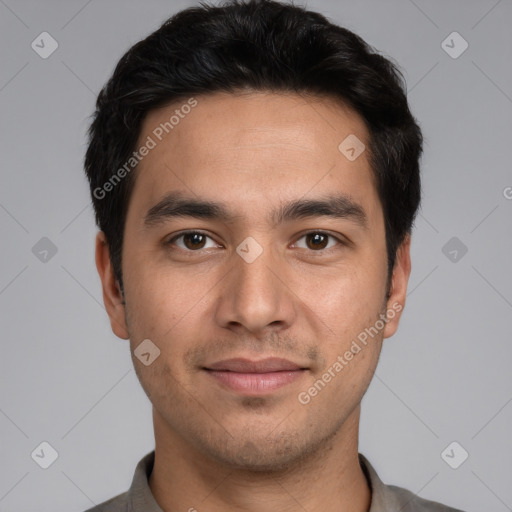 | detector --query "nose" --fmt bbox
[214,238,296,338]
